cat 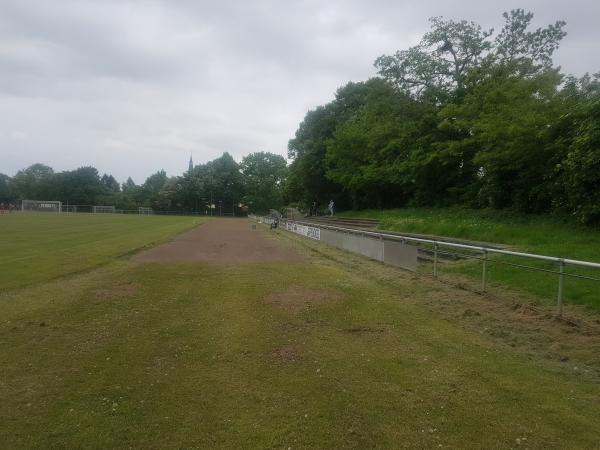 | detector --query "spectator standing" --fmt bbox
[328,200,335,216]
